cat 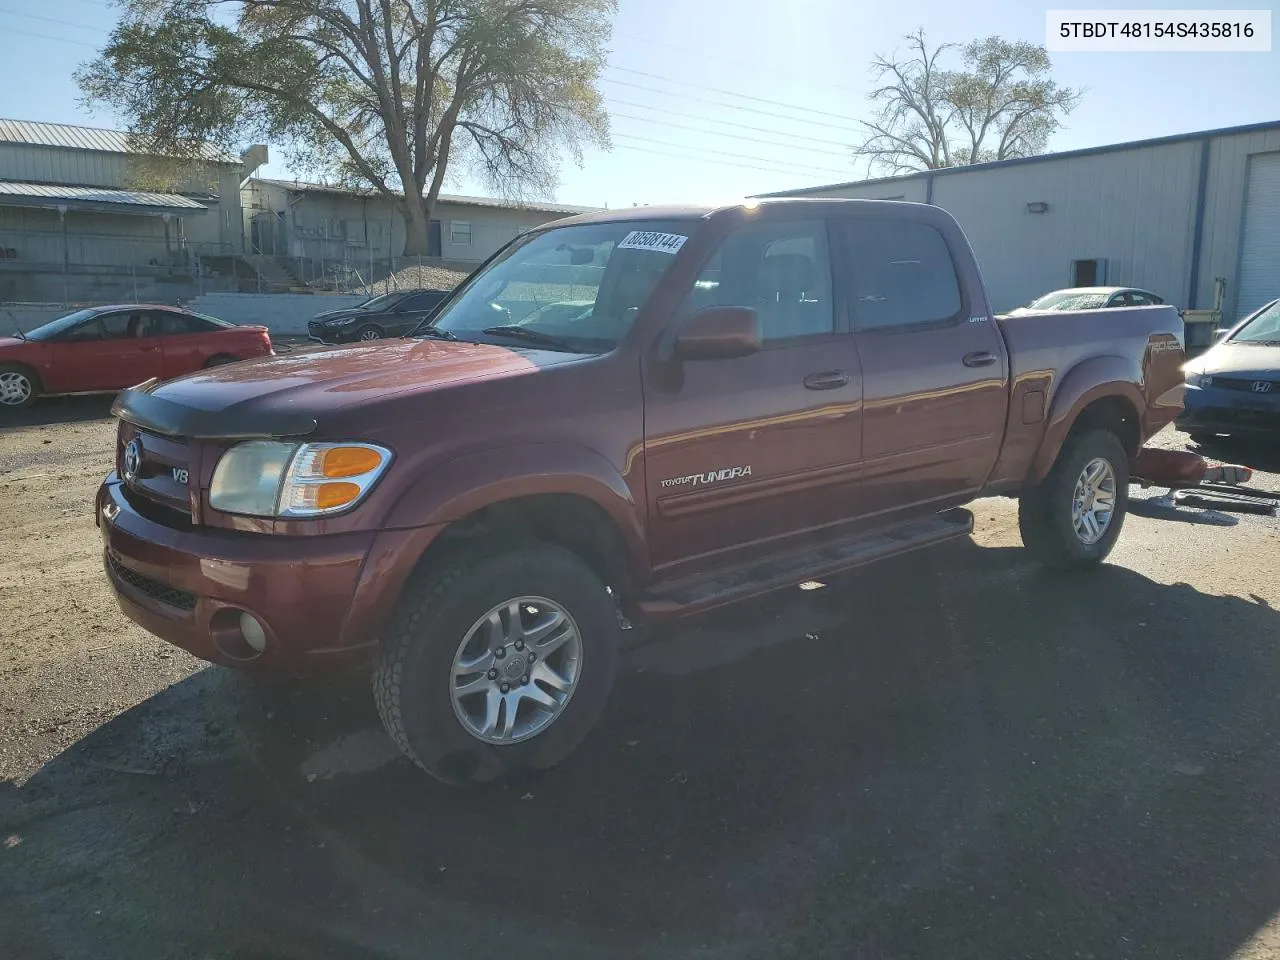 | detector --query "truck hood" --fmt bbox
[118,338,582,439]
[1190,341,1280,379]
